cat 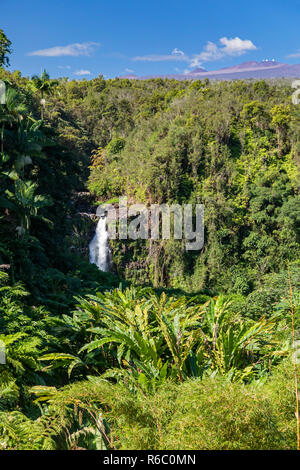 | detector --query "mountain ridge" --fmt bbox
[120,60,300,80]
